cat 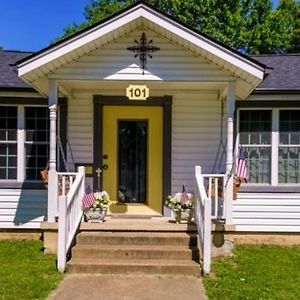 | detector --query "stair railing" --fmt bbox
[57,166,85,273]
[194,166,212,275]
[202,174,227,220]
